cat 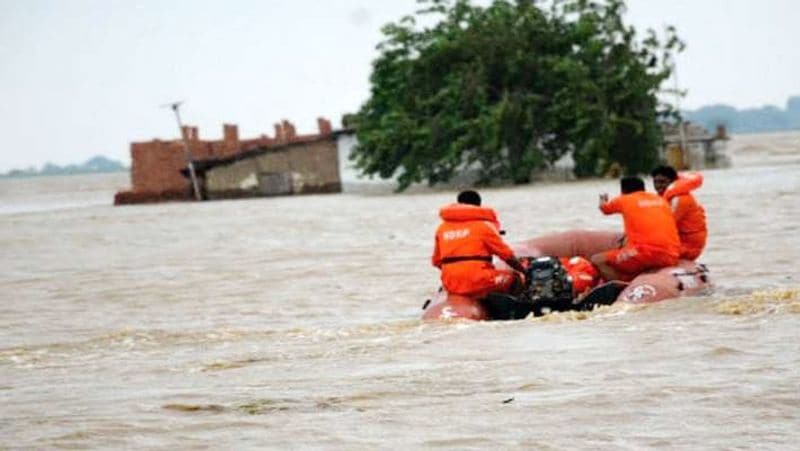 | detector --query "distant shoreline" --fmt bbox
[0,156,128,179]
[730,128,800,137]
[684,96,800,134]
[4,129,796,180]
[0,168,128,179]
